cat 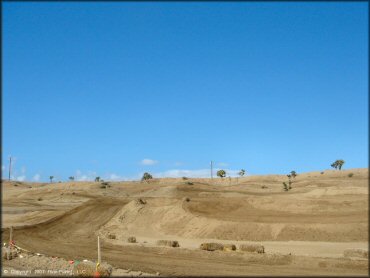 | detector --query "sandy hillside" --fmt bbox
[1,168,368,276]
